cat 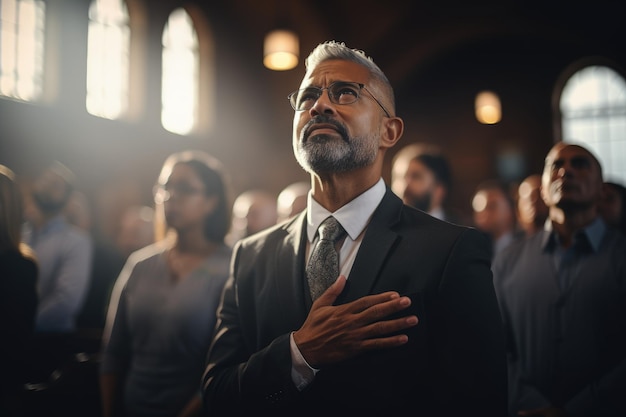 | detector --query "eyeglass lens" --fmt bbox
[290,82,362,111]
[154,182,204,203]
